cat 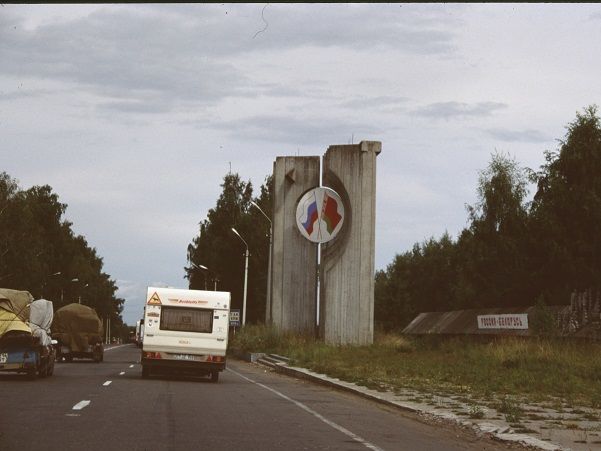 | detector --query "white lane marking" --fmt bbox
[228,368,384,451]
[72,400,91,410]
[129,364,134,368]
[104,344,129,352]
[65,413,80,417]
[103,381,112,386]
[119,371,125,375]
